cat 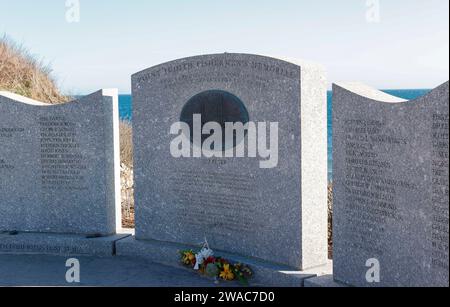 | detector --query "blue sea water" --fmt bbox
[119,89,430,181]
[119,95,133,121]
